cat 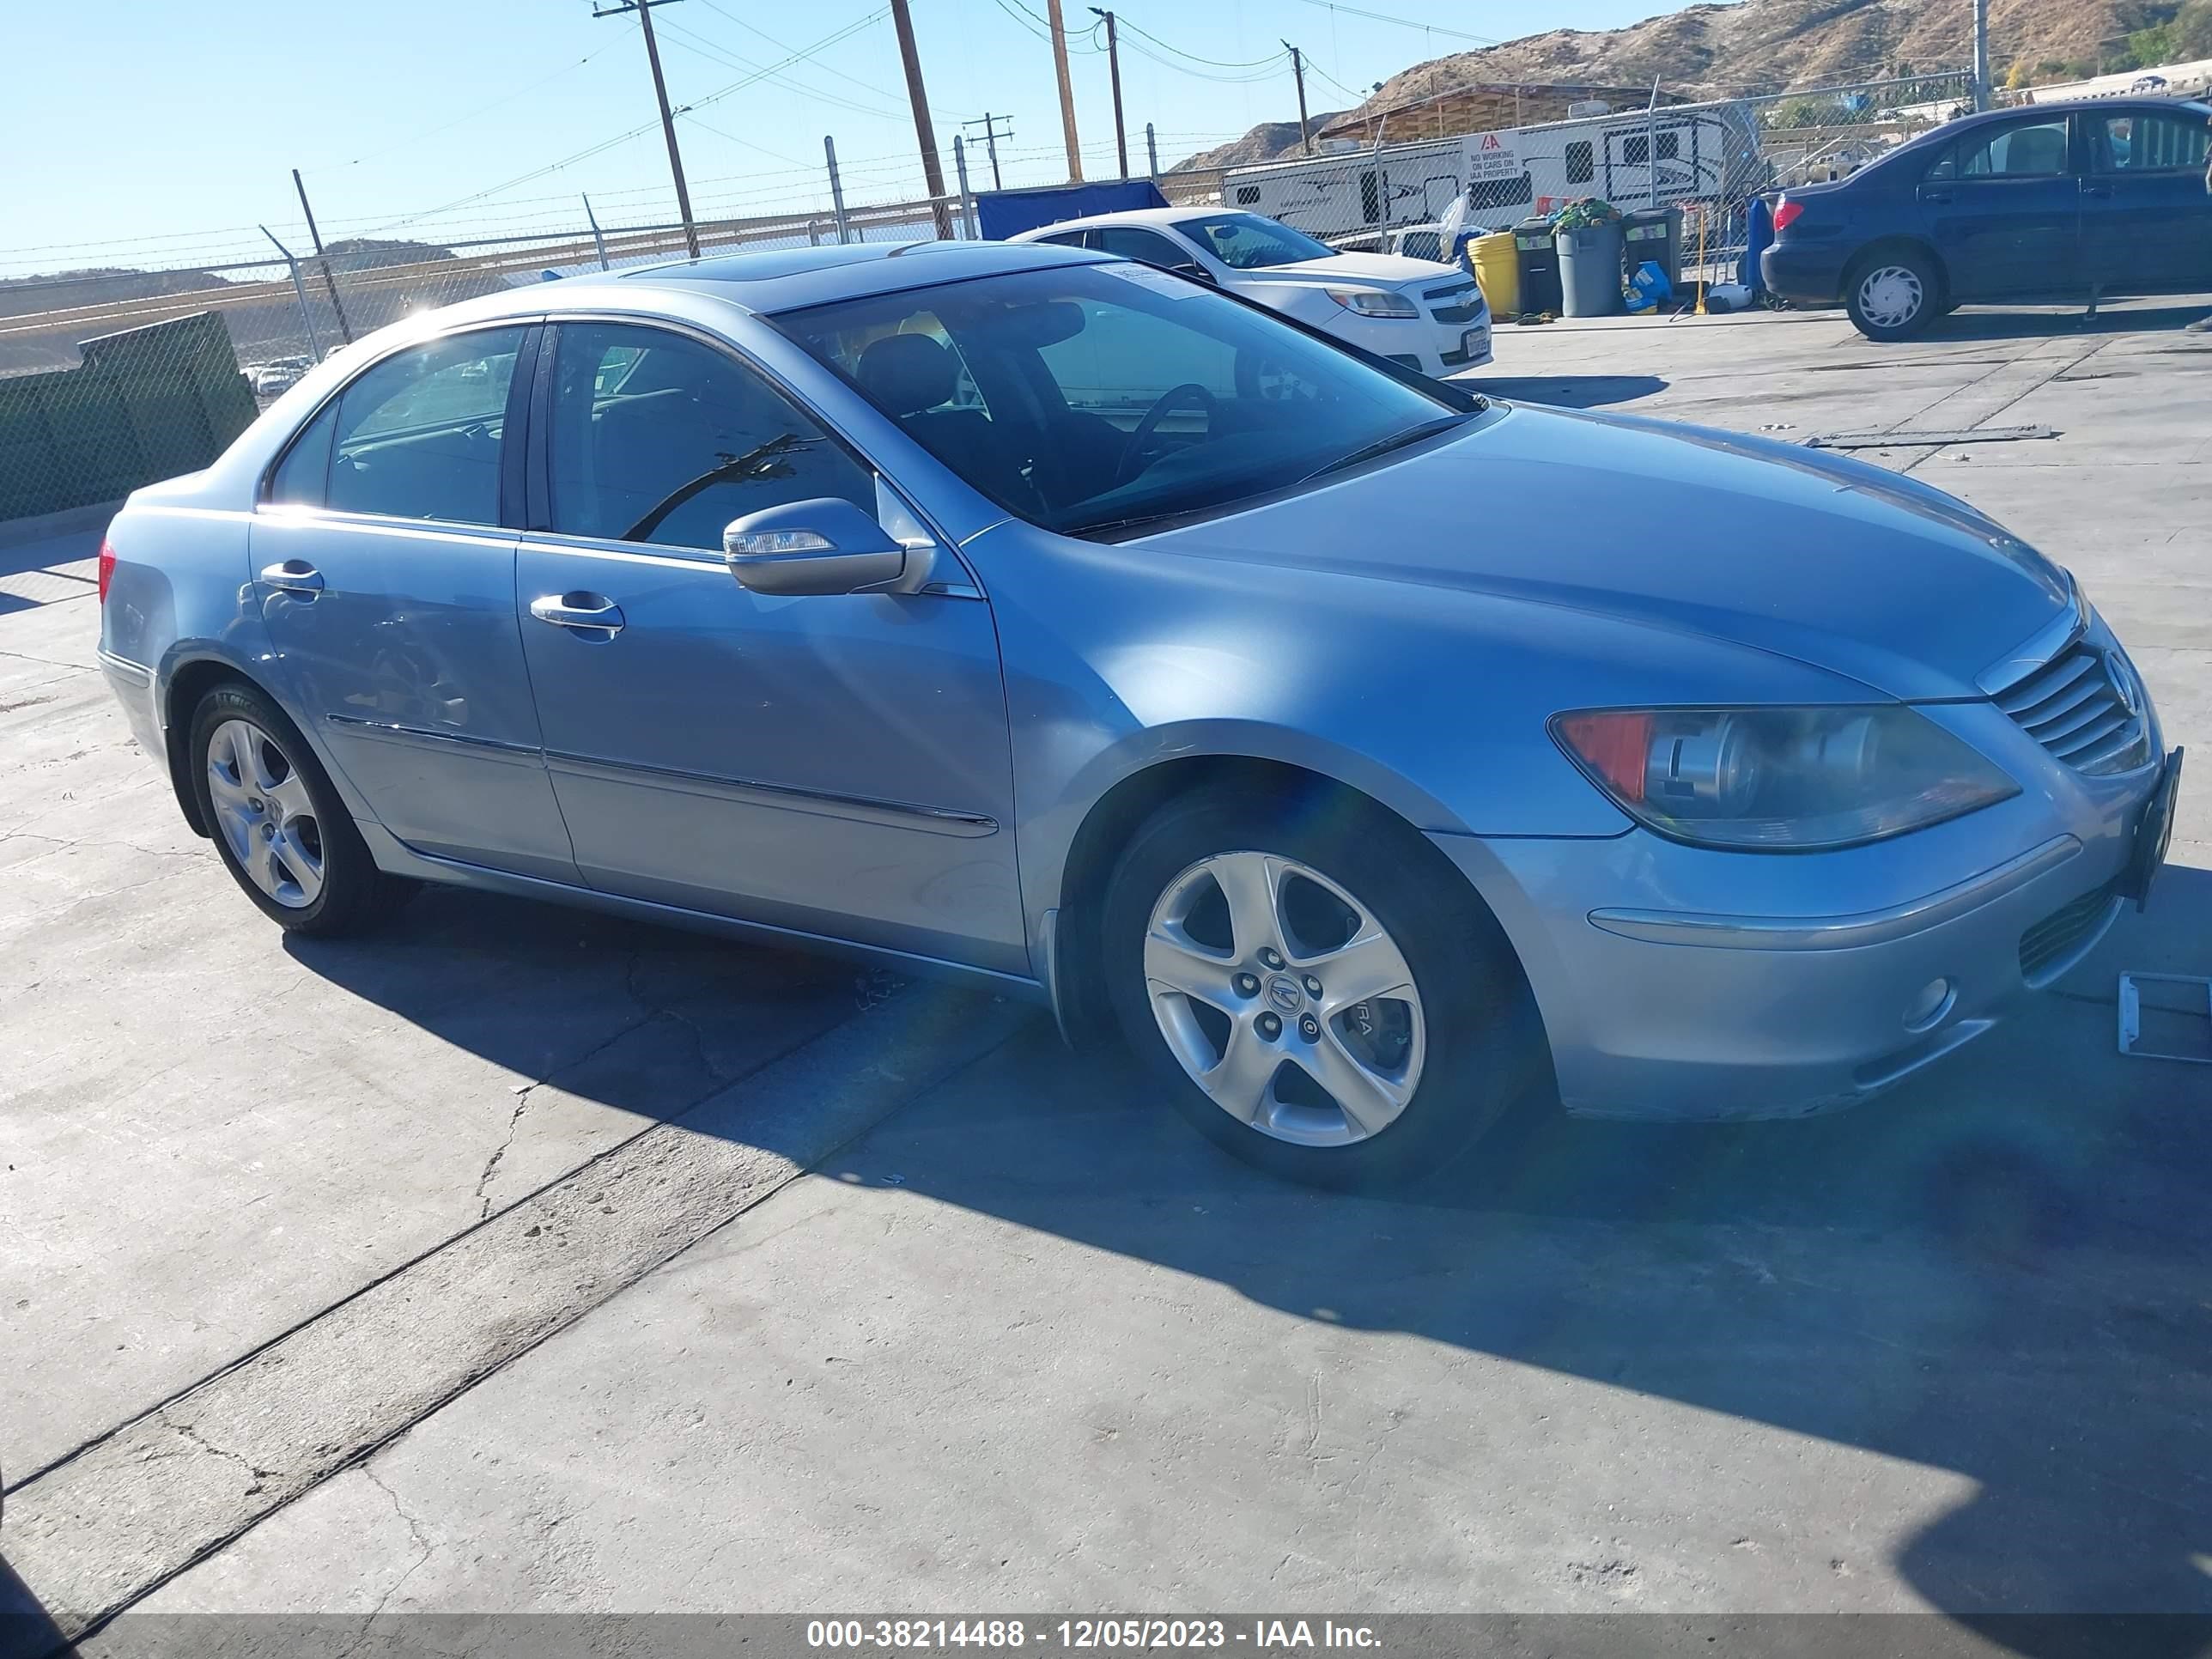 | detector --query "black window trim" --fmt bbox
[254,317,543,533]
[516,309,973,585]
